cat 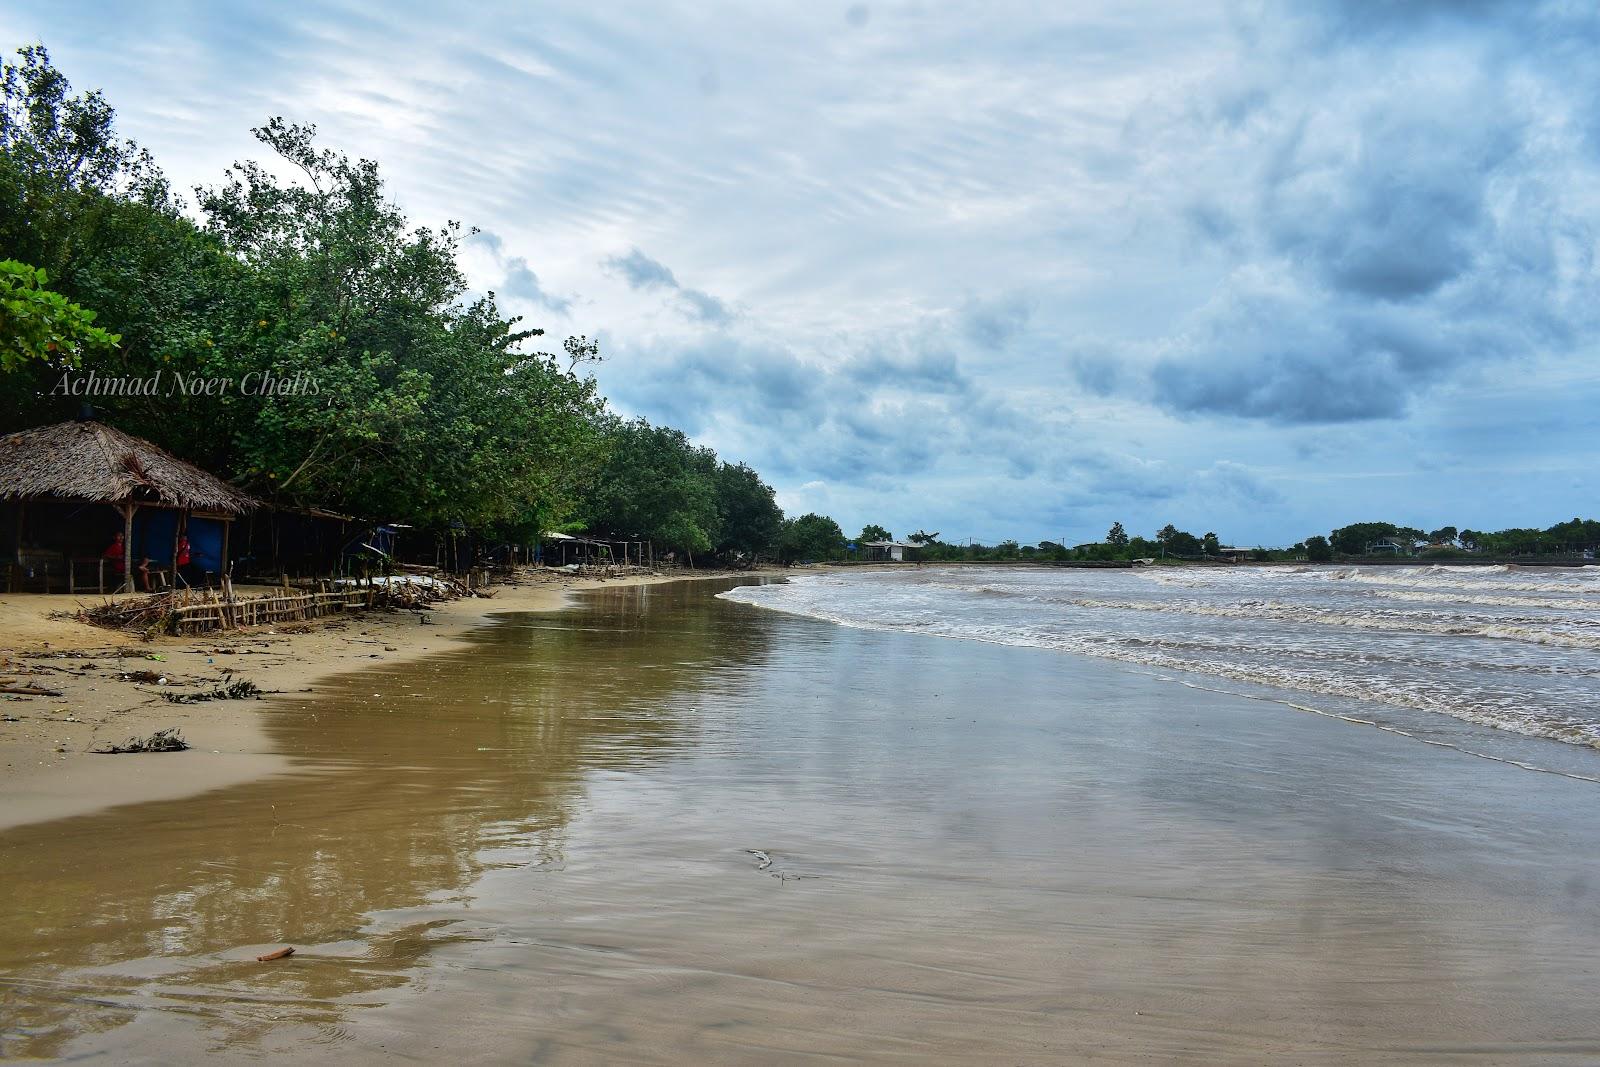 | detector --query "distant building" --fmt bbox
[1215,547,1255,563]
[1366,537,1411,556]
[862,540,918,562]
